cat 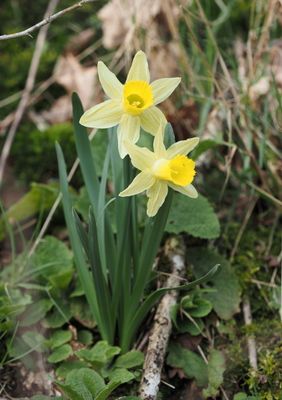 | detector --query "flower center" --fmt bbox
[123,80,153,116]
[153,155,196,186]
